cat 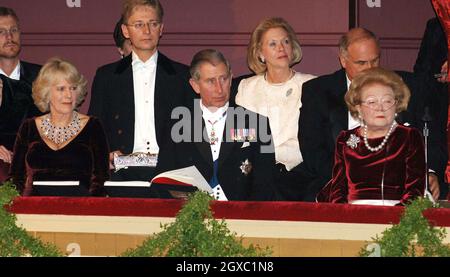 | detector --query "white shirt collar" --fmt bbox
[345,73,351,89]
[199,101,229,120]
[0,62,20,80]
[132,51,158,71]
